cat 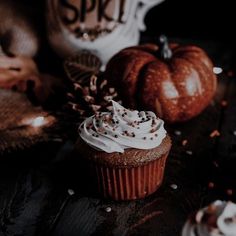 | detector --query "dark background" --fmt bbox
[11,0,236,42]
[144,0,234,42]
